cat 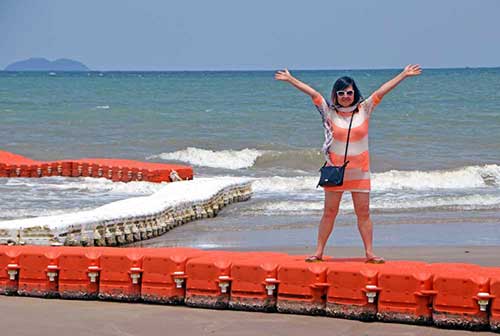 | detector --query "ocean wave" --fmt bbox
[150,147,323,170]
[251,165,500,193]
[250,193,500,216]
[253,149,323,170]
[4,177,164,195]
[149,147,263,169]
[95,105,110,109]
[373,165,500,190]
